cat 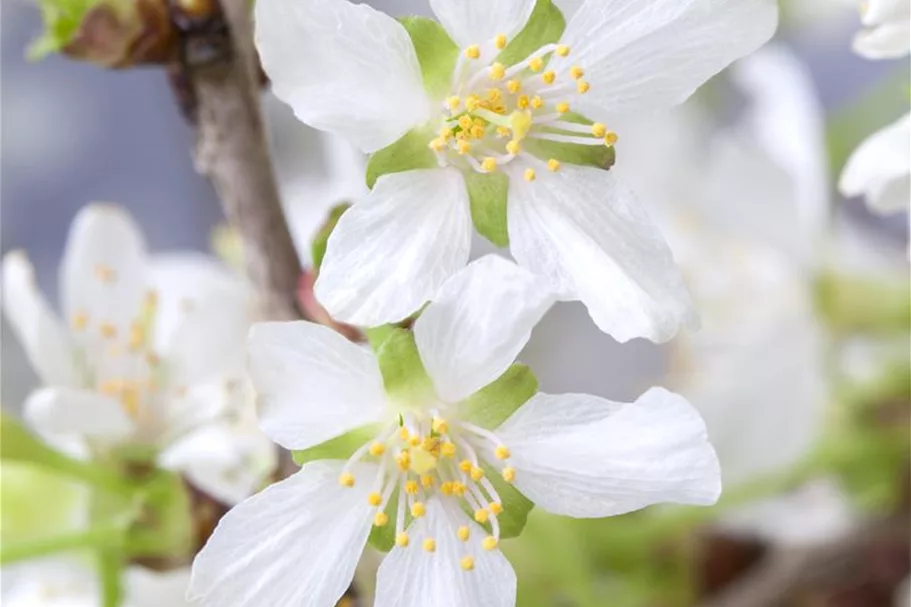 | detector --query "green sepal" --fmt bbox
[0,461,89,546]
[366,128,437,189]
[291,425,382,467]
[466,171,510,248]
[29,0,102,60]
[368,489,399,552]
[399,16,459,100]
[376,328,434,405]
[528,112,617,169]
[122,469,192,559]
[311,203,350,271]
[460,364,538,430]
[497,0,566,66]
[365,324,398,353]
[482,462,534,539]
